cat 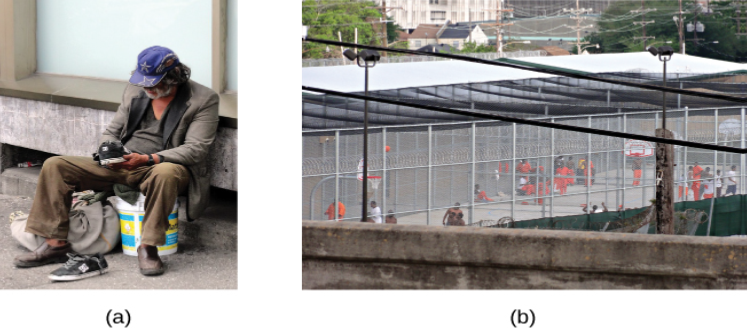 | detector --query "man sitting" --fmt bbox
[13,46,219,277]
